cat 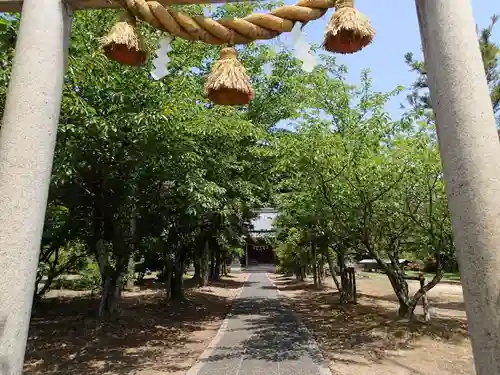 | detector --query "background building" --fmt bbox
[243,207,278,266]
